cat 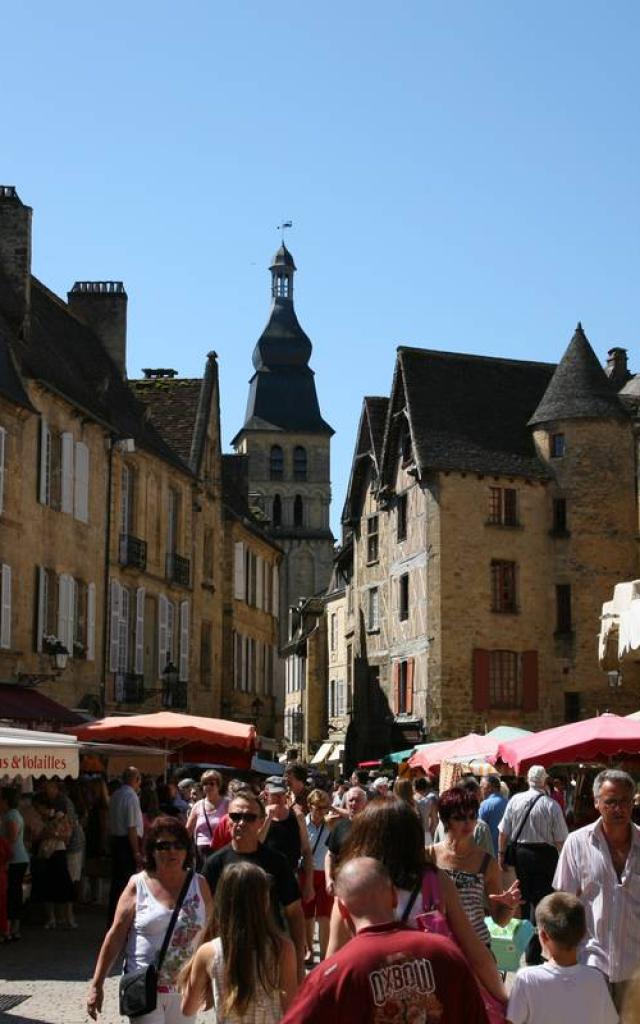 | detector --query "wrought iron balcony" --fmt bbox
[166,552,190,586]
[114,673,144,704]
[119,534,147,571]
